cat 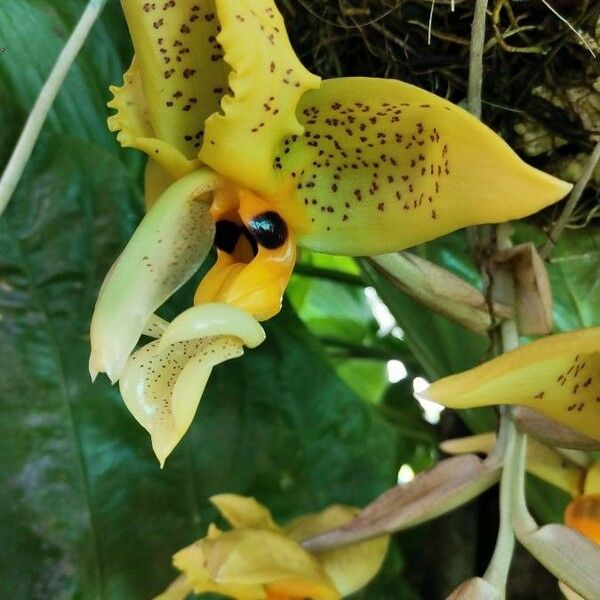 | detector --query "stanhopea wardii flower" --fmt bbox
[154,494,389,600]
[90,0,572,464]
[418,328,600,441]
